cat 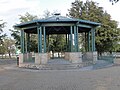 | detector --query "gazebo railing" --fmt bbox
[98,54,115,63]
